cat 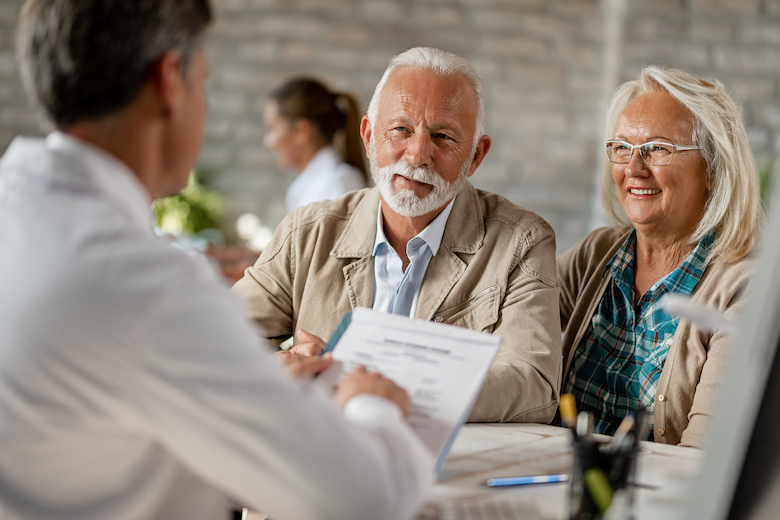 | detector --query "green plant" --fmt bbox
[153,171,224,236]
